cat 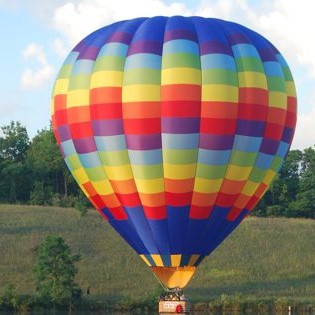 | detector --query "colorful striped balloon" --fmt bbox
[51,16,297,289]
